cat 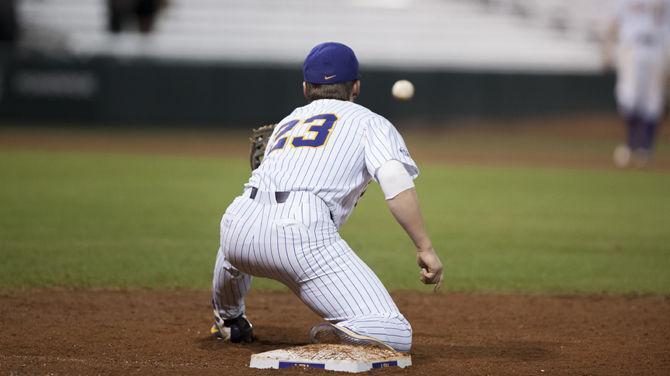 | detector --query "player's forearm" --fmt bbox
[385,188,432,251]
